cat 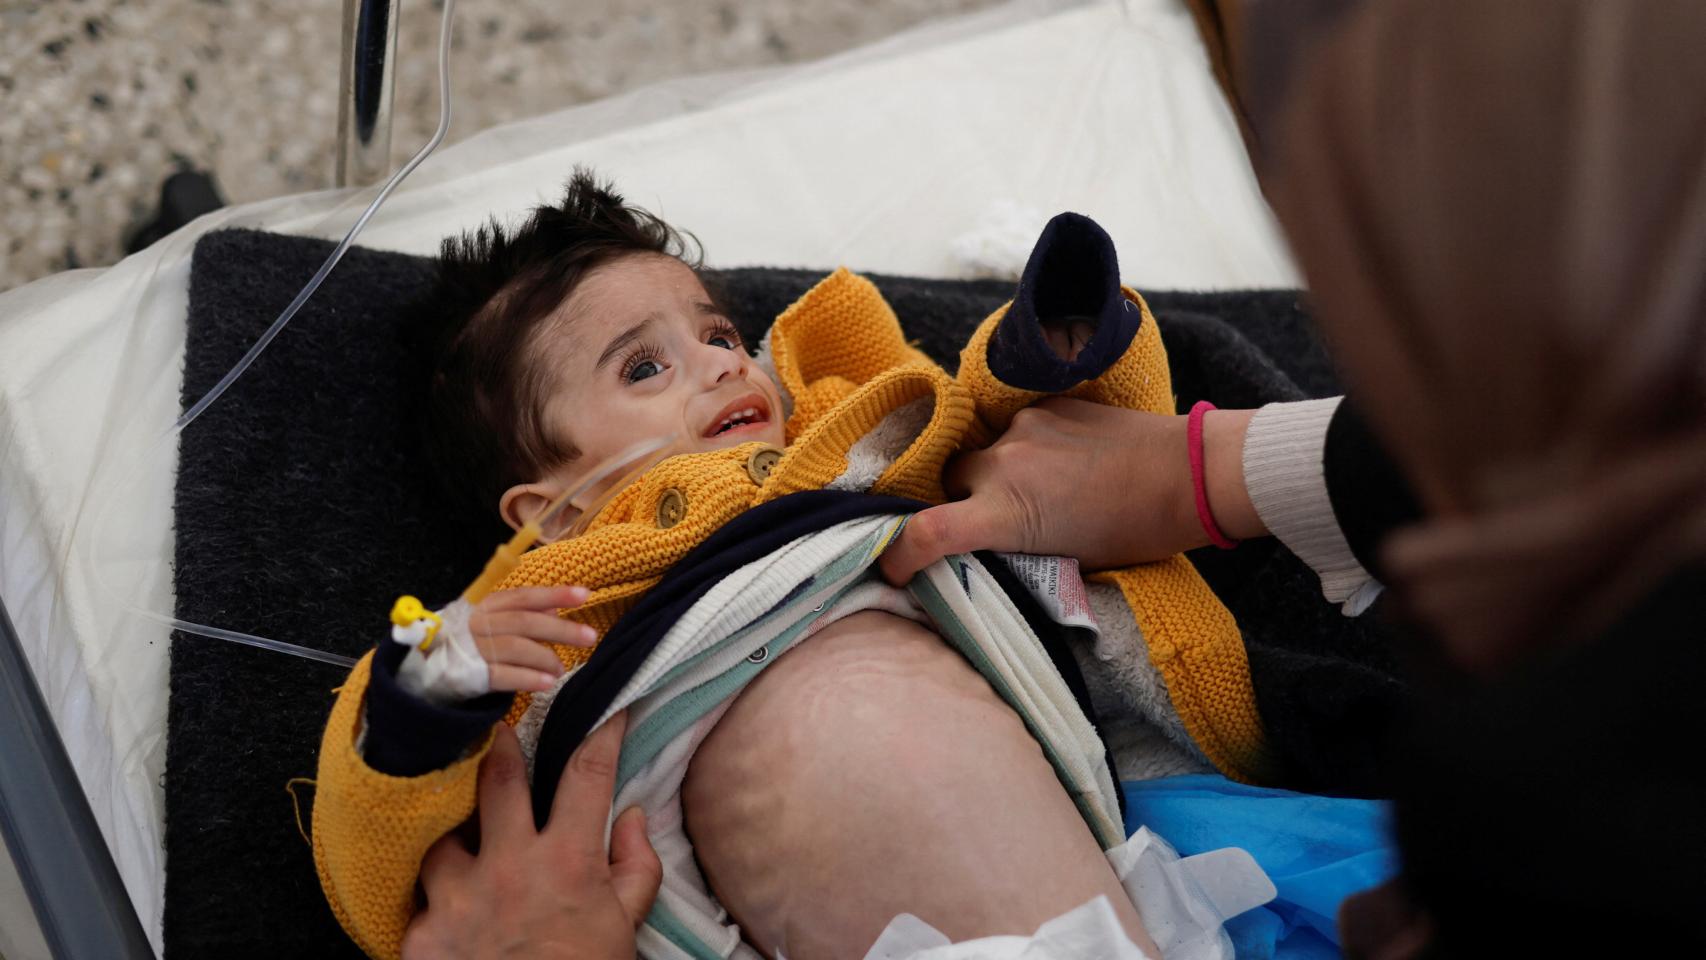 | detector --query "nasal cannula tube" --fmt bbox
[459,434,679,605]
